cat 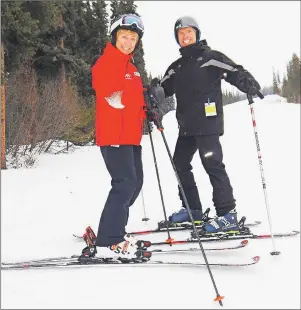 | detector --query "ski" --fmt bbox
[1,255,81,266]
[151,230,300,246]
[1,240,249,266]
[1,255,260,270]
[151,239,248,254]
[72,218,261,239]
[132,220,261,235]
